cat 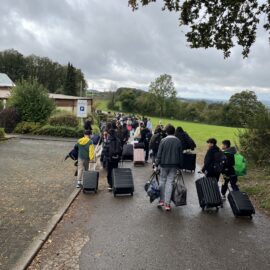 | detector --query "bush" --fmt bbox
[239,111,270,167]
[34,125,84,138]
[49,114,79,127]
[0,128,5,138]
[14,121,42,134]
[8,79,55,122]
[92,125,100,135]
[0,101,4,111]
[0,107,21,133]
